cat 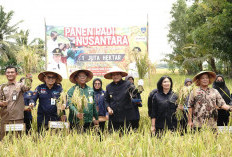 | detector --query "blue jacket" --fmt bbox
[23,91,35,120]
[32,84,63,125]
[94,90,107,116]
